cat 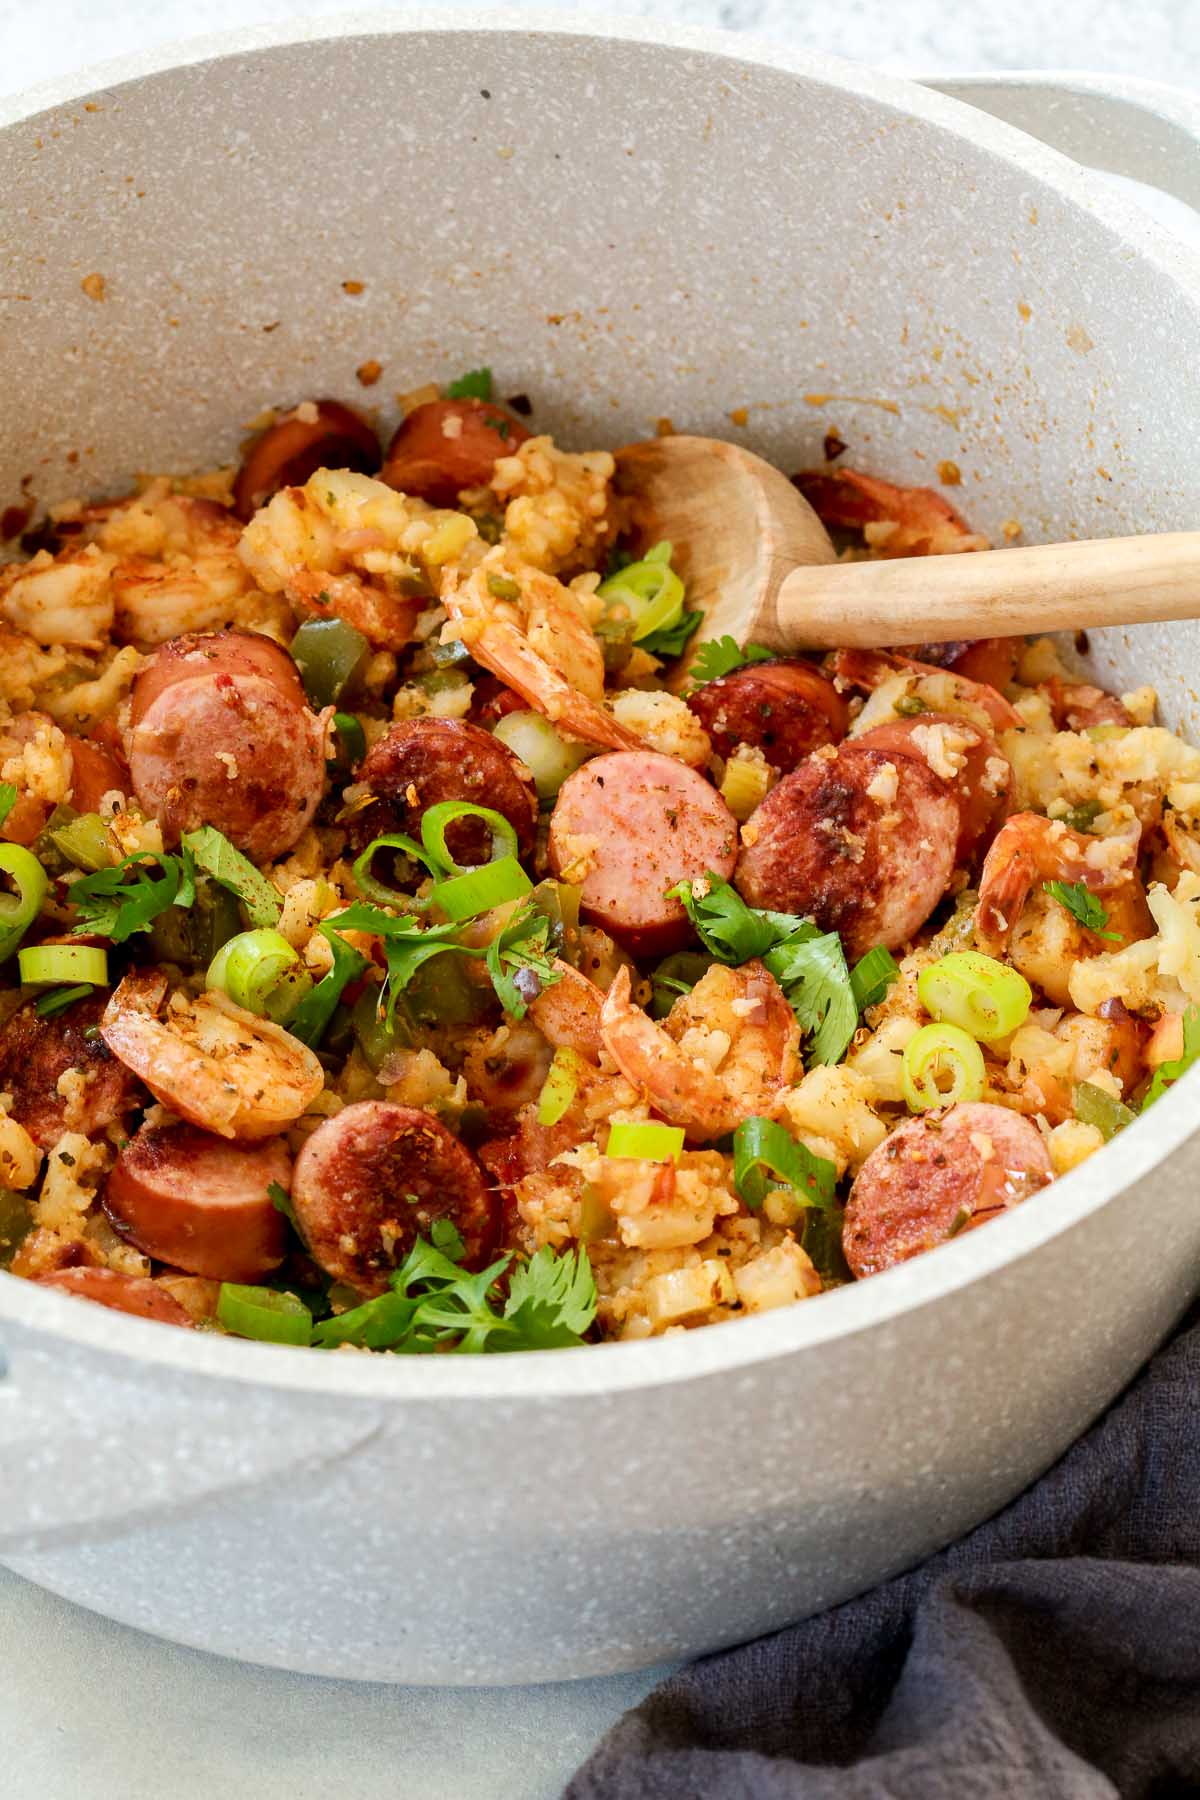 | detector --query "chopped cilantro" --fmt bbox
[688,637,774,686]
[446,366,493,401]
[288,925,369,1049]
[849,945,900,1012]
[311,1234,596,1353]
[1044,879,1121,941]
[183,828,281,929]
[70,848,194,943]
[331,897,561,1024]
